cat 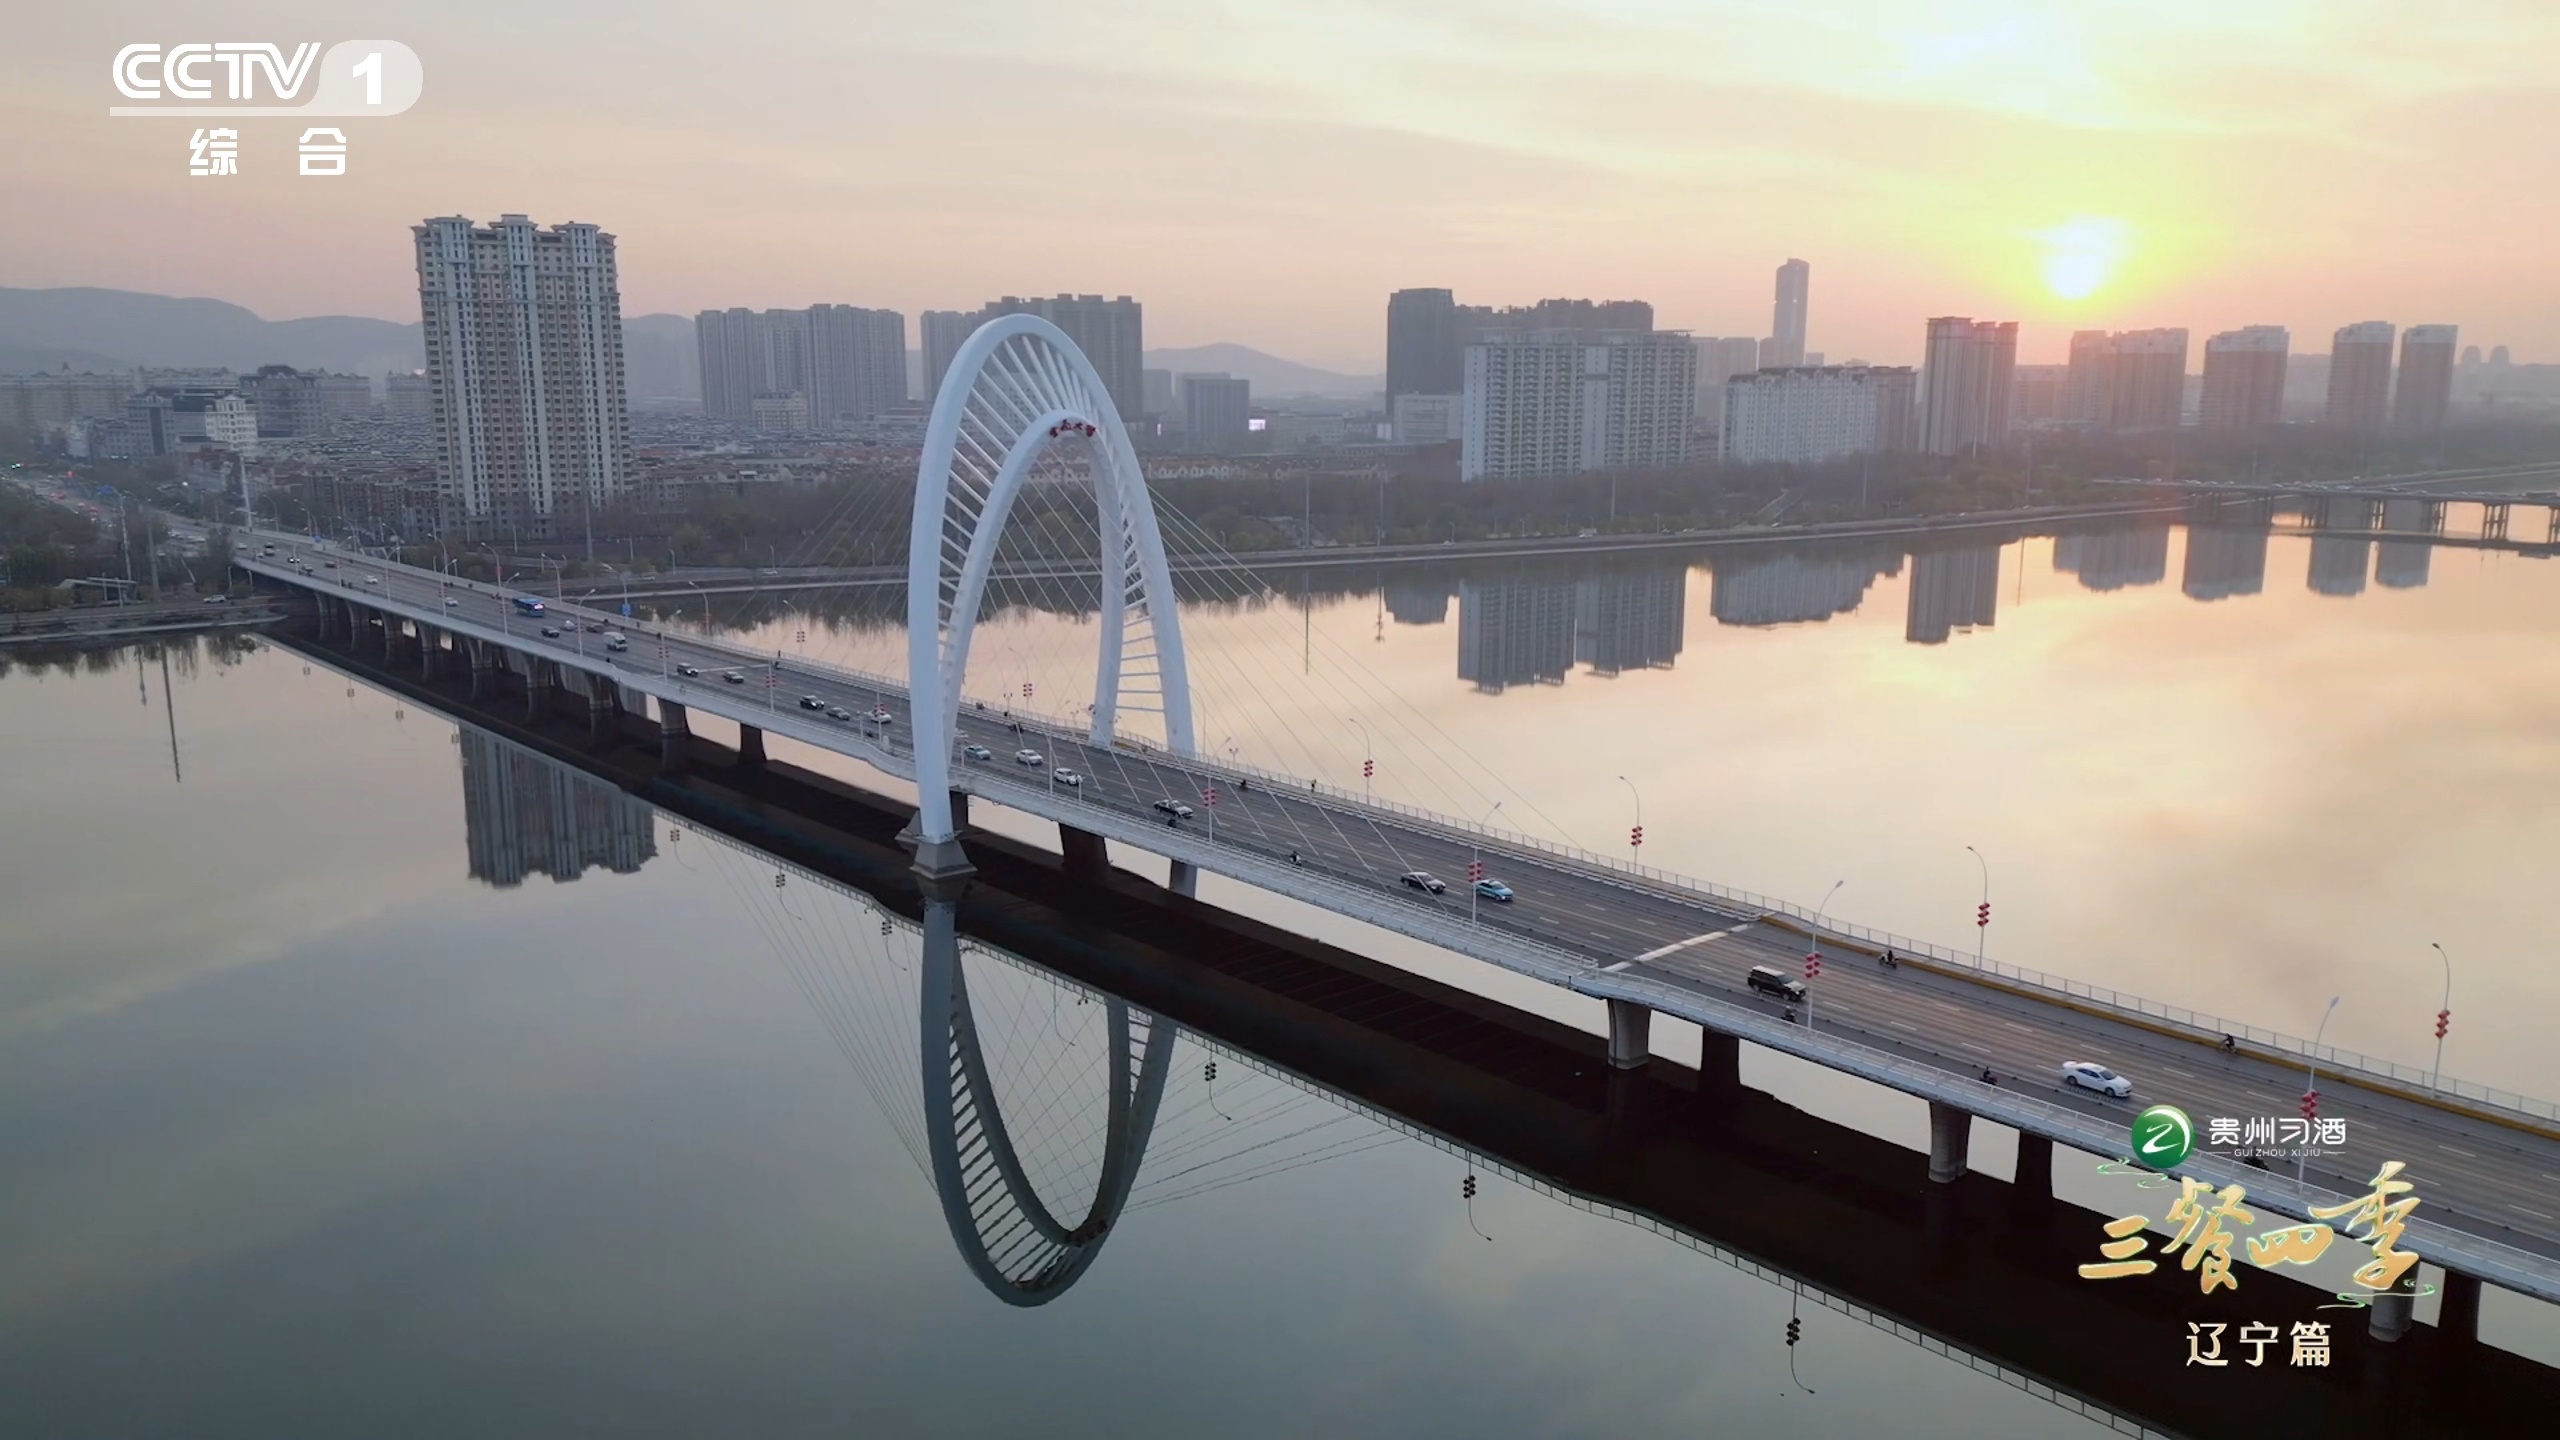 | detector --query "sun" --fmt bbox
[2035,216,2131,301]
